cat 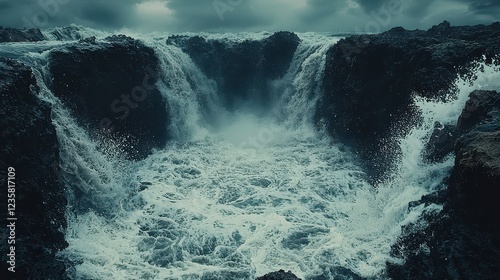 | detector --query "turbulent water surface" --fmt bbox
[4,27,500,279]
